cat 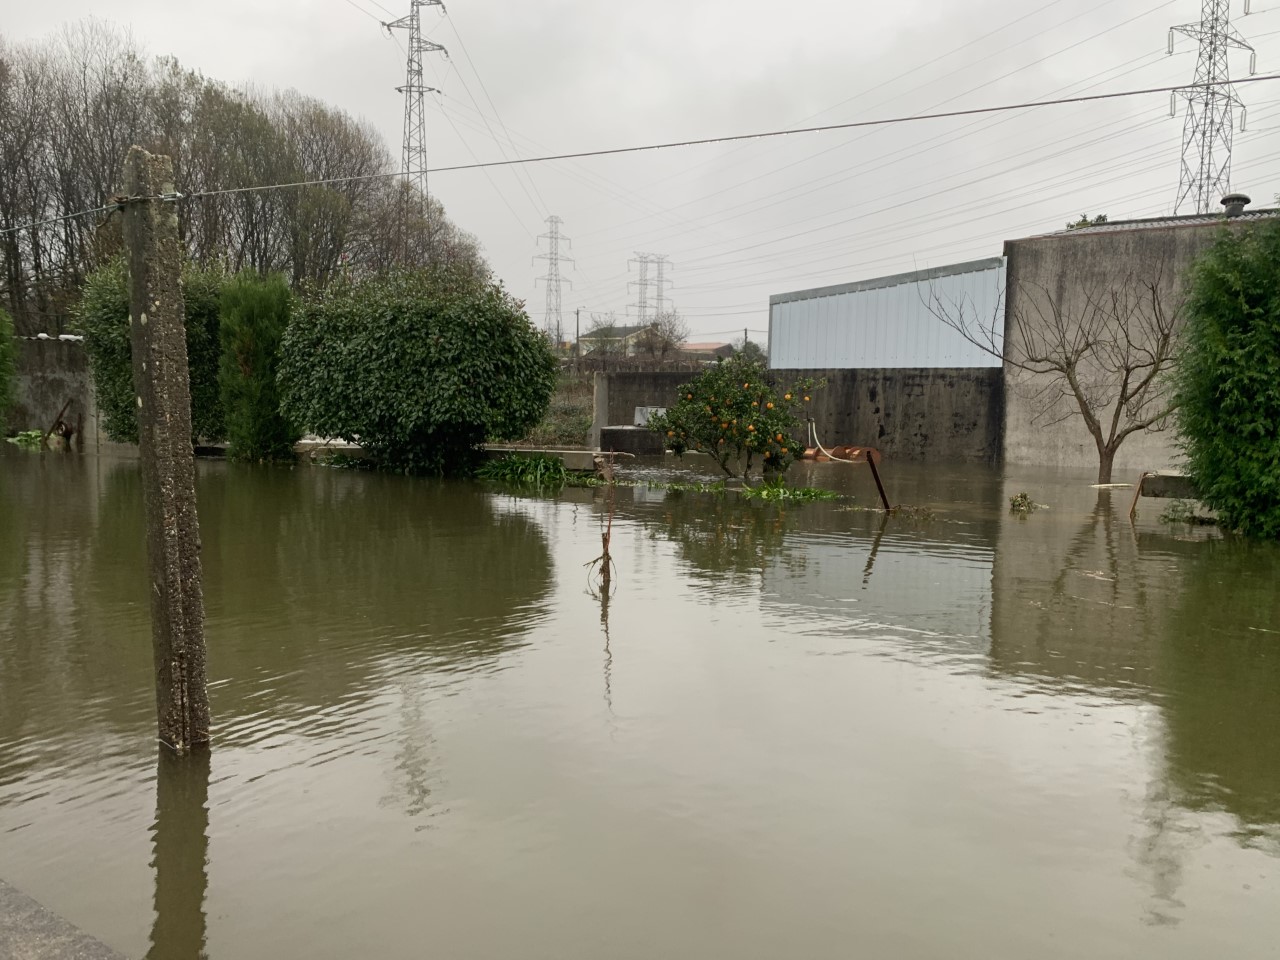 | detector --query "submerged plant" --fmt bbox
[6,429,44,450]
[477,453,573,487]
[1009,492,1039,514]
[1158,499,1218,527]
[739,479,839,502]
